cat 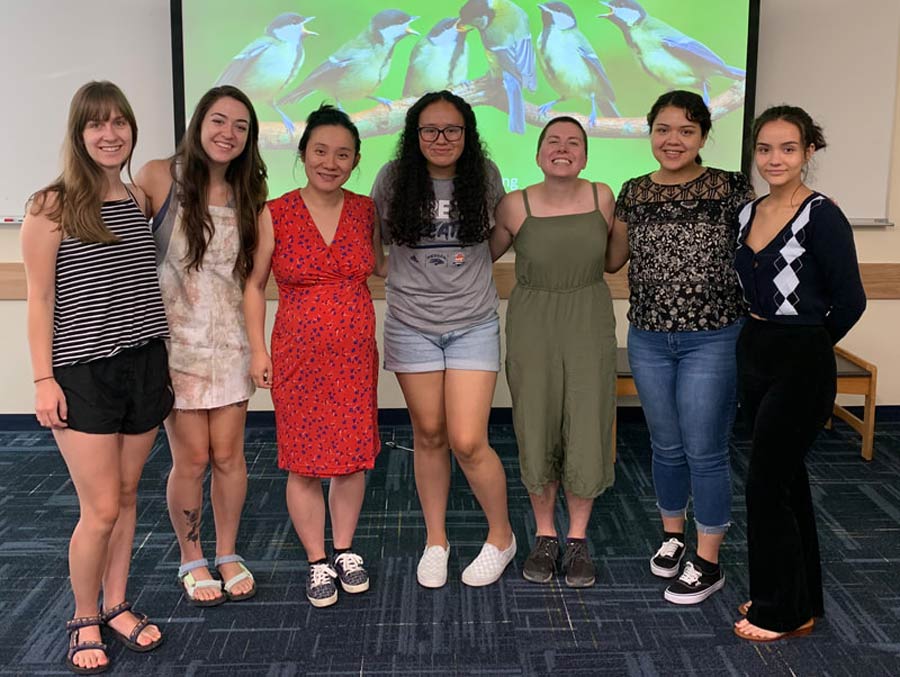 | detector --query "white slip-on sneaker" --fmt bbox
[461,534,517,587]
[417,544,450,588]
